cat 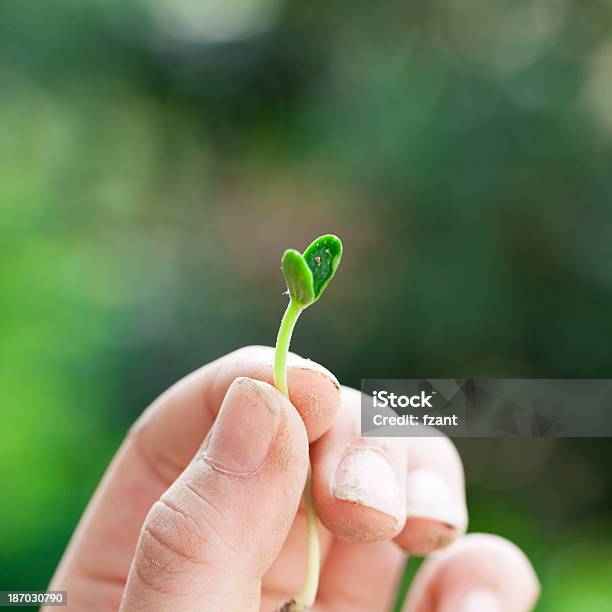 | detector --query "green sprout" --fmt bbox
[274,234,342,611]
